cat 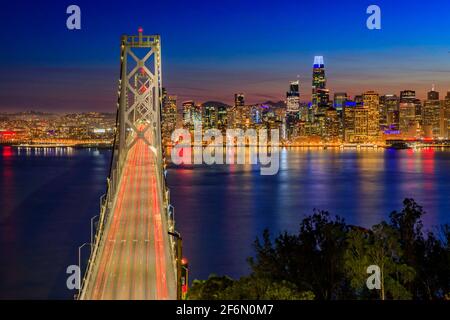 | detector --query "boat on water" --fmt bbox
[389,142,412,150]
